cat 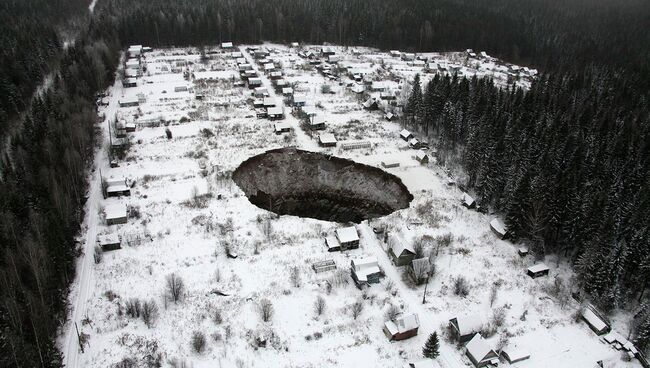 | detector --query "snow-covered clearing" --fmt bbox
[60,43,640,368]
